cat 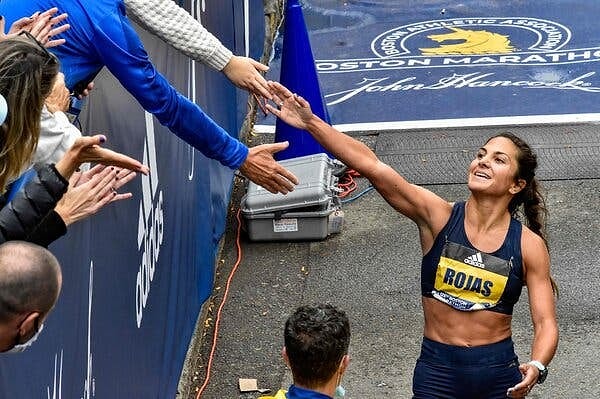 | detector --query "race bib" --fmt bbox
[432,241,512,311]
